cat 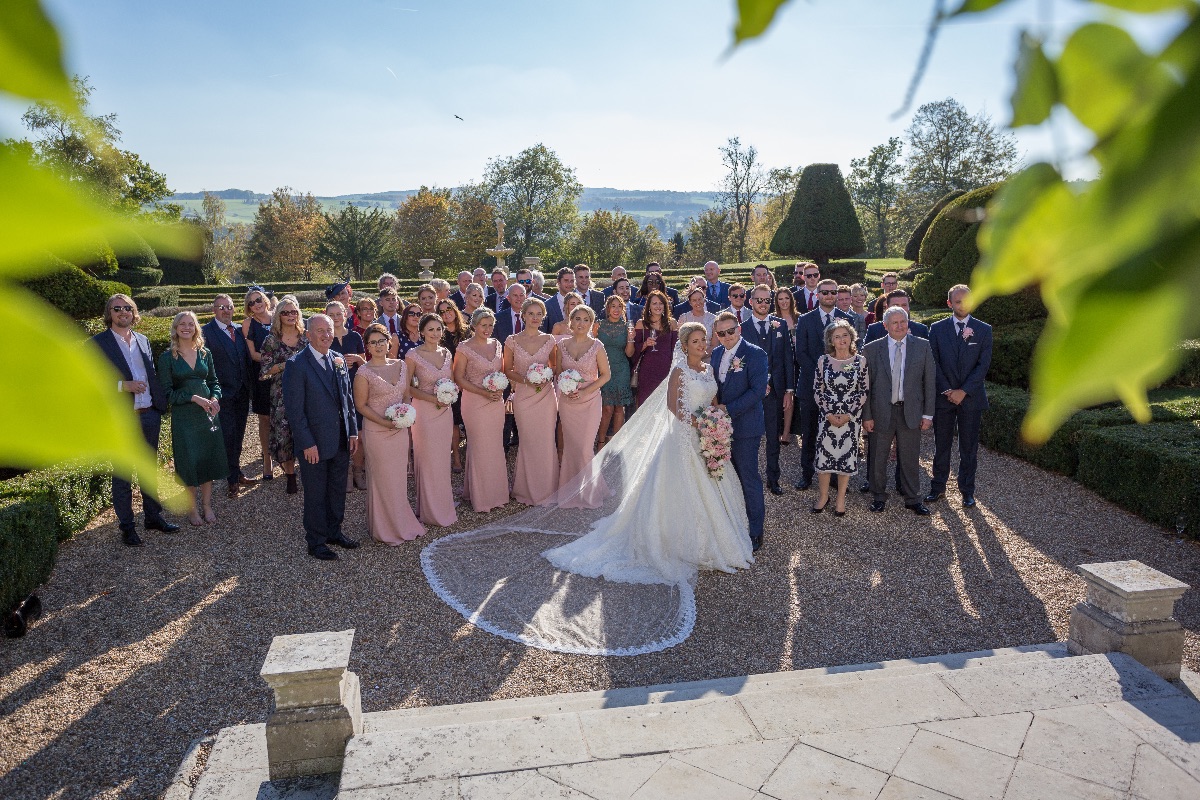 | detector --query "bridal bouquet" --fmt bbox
[557,368,584,395]
[481,371,509,393]
[434,378,460,408]
[695,406,734,480]
[384,402,416,429]
[526,363,554,392]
